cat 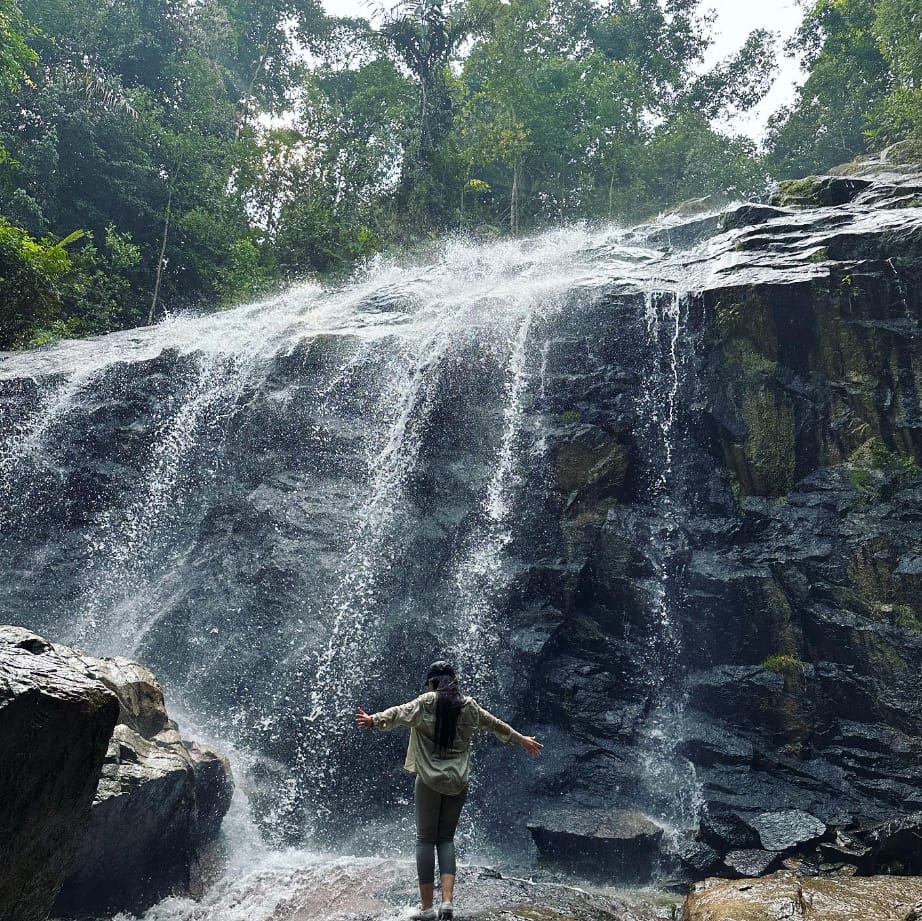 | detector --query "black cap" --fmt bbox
[426,660,455,682]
